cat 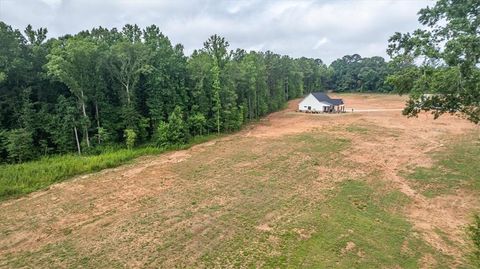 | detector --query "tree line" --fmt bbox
[0,22,396,163]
